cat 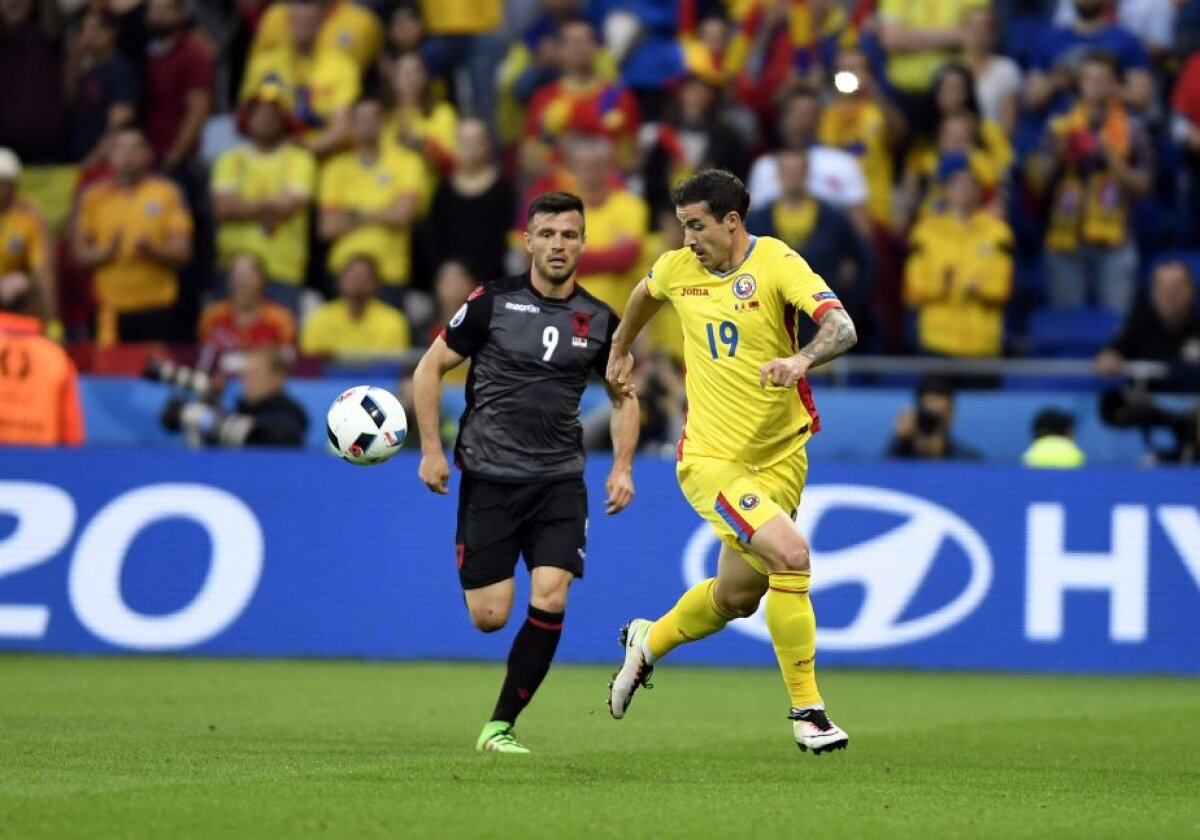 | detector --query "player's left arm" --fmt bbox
[603,382,639,514]
[596,311,638,514]
[761,257,858,388]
